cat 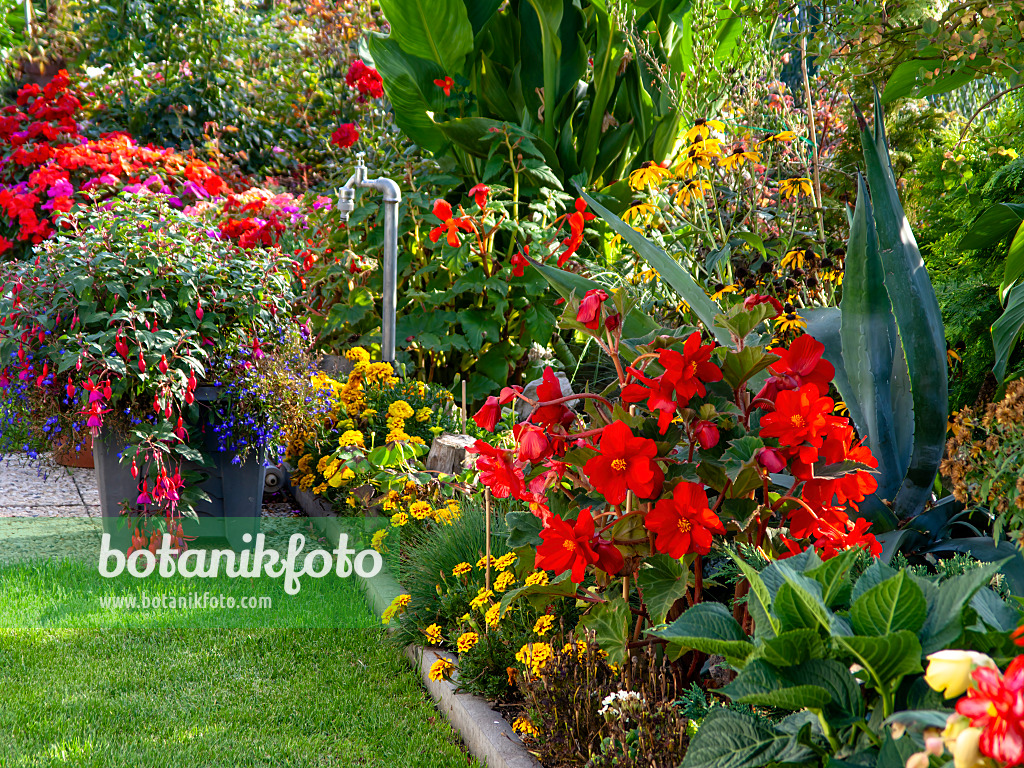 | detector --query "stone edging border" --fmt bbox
[286,480,543,768]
